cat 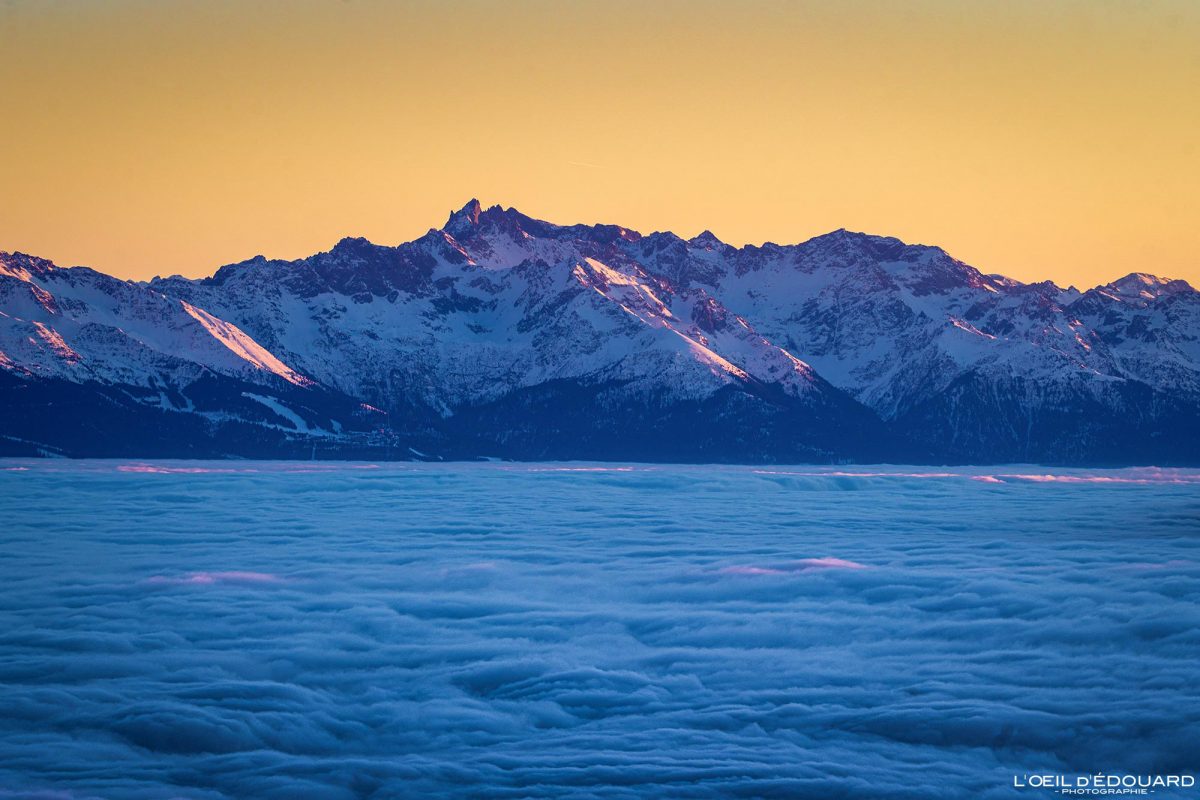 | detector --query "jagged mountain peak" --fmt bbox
[1104,272,1194,300]
[196,254,276,287]
[329,236,387,258]
[688,230,726,249]
[0,252,58,282]
[333,235,375,248]
[799,228,944,260]
[445,198,484,230]
[443,199,539,239]
[777,227,1005,295]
